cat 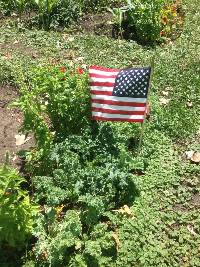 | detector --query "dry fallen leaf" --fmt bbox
[15,134,31,146]
[145,103,151,119]
[159,97,170,106]
[75,242,82,250]
[32,52,38,59]
[74,56,84,63]
[112,232,121,251]
[113,205,132,216]
[161,91,169,96]
[182,256,189,262]
[187,225,197,236]
[165,86,173,91]
[186,102,193,108]
[185,150,195,160]
[67,36,75,42]
[191,152,200,163]
[82,64,88,70]
[12,155,18,162]
[41,250,48,260]
[2,52,13,60]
